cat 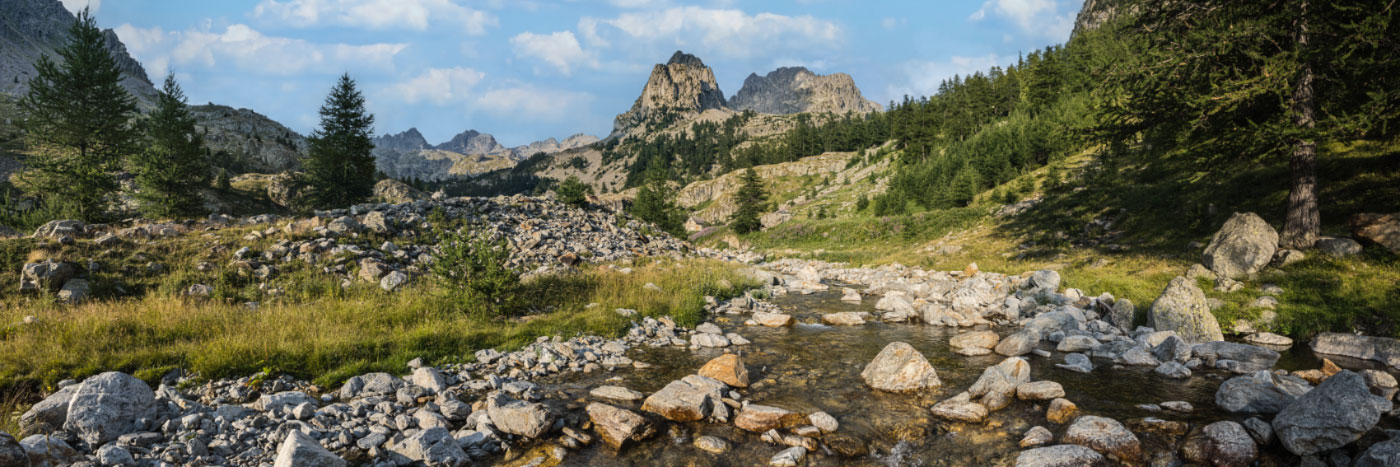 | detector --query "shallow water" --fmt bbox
[529,288,1397,466]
